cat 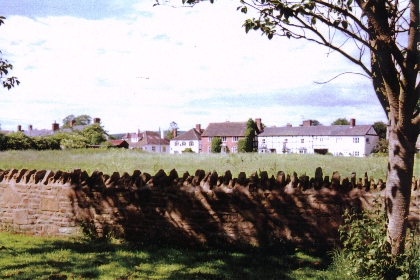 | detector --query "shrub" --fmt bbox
[327,198,419,279]
[237,138,246,152]
[182,148,194,153]
[211,137,222,153]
